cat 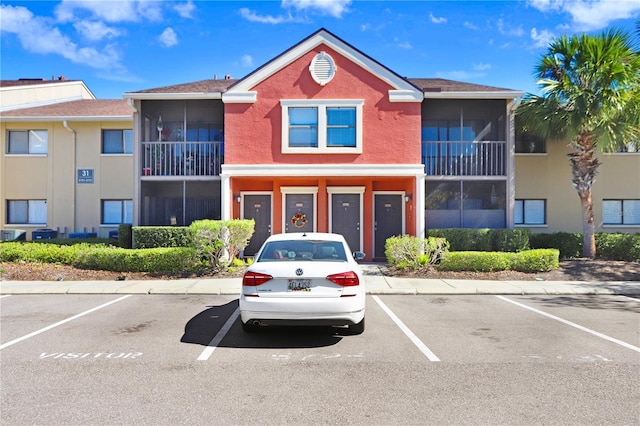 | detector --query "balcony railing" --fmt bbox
[422,140,506,176]
[141,141,223,177]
